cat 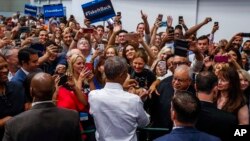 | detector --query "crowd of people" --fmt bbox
[0,10,250,141]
